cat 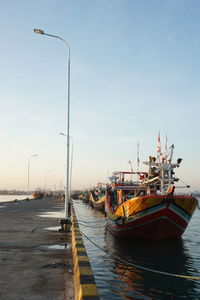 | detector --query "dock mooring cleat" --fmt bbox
[59,218,71,232]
